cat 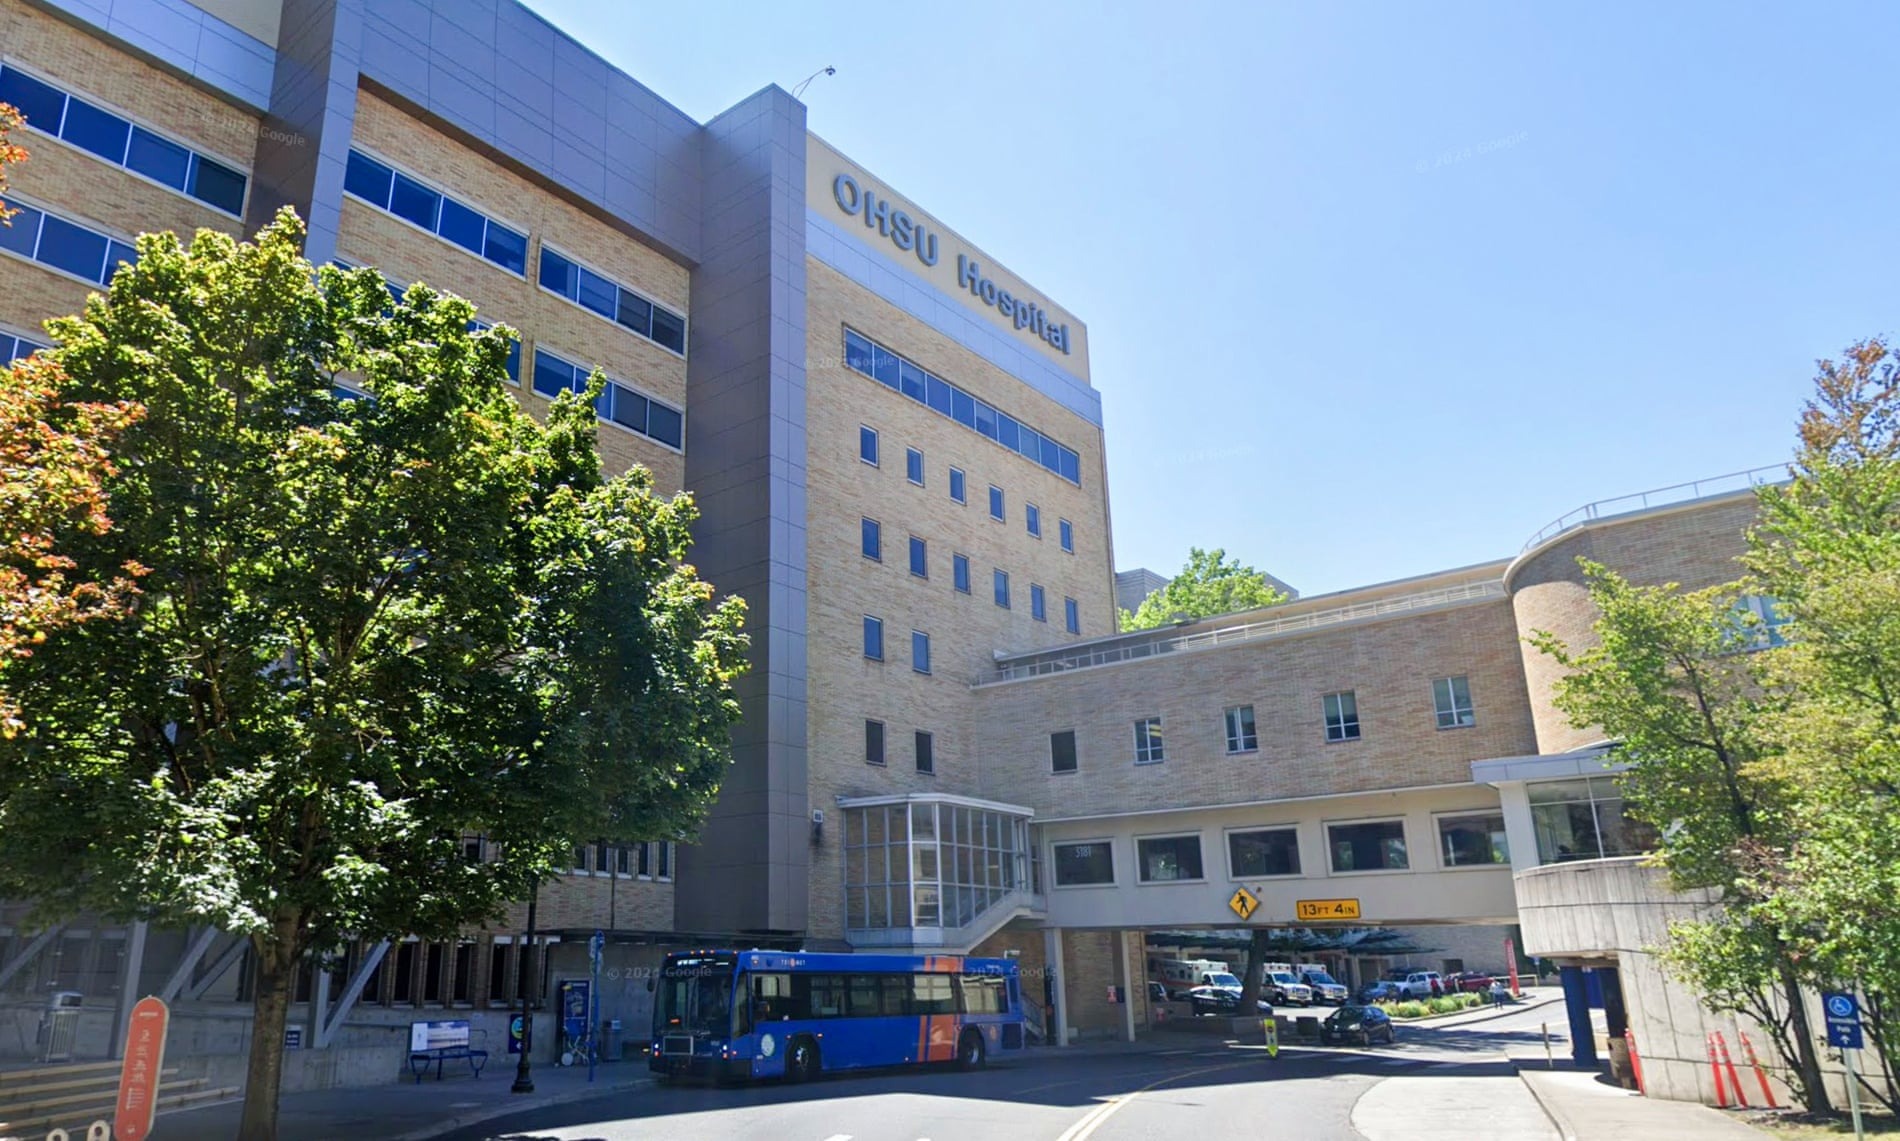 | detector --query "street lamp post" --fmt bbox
[512,880,539,1094]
